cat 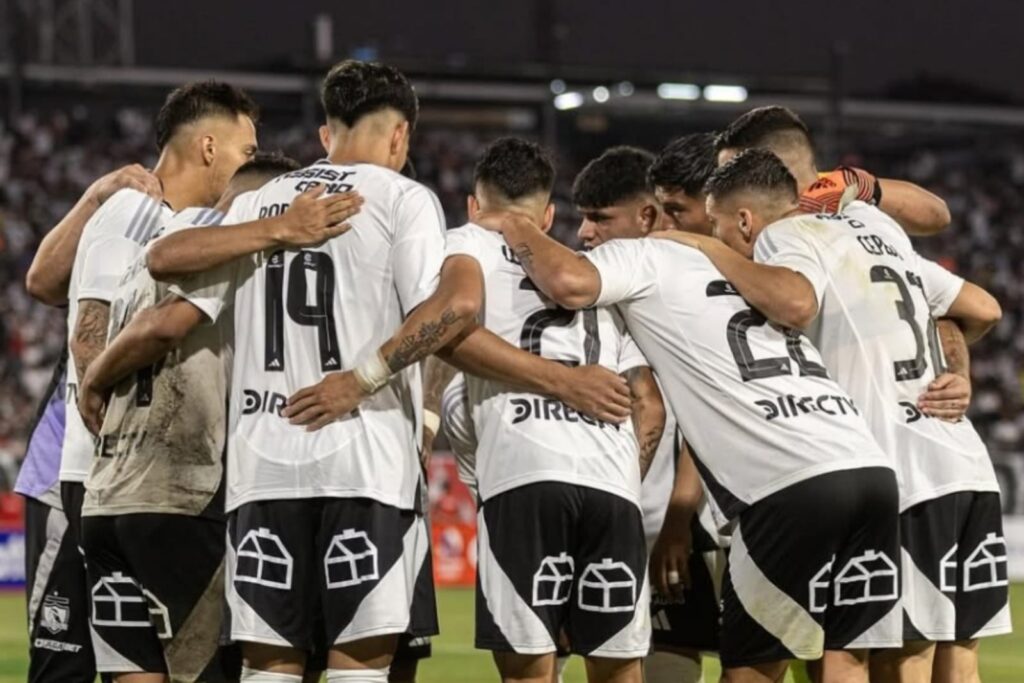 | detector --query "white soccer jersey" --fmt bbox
[445,224,646,506]
[754,202,999,510]
[640,404,678,545]
[172,161,446,512]
[83,207,230,518]
[62,189,173,483]
[585,238,891,529]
